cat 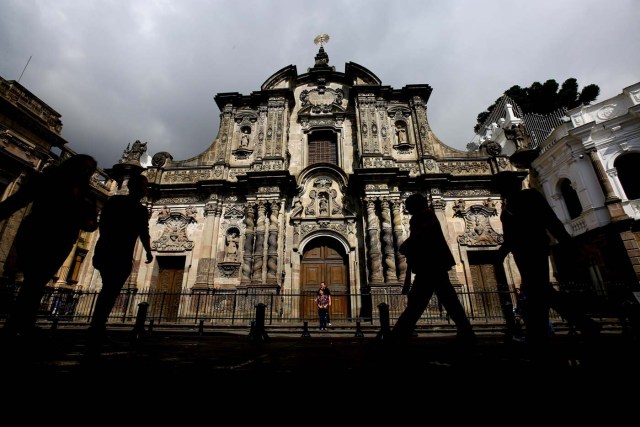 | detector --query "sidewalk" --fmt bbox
[2,324,638,382]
